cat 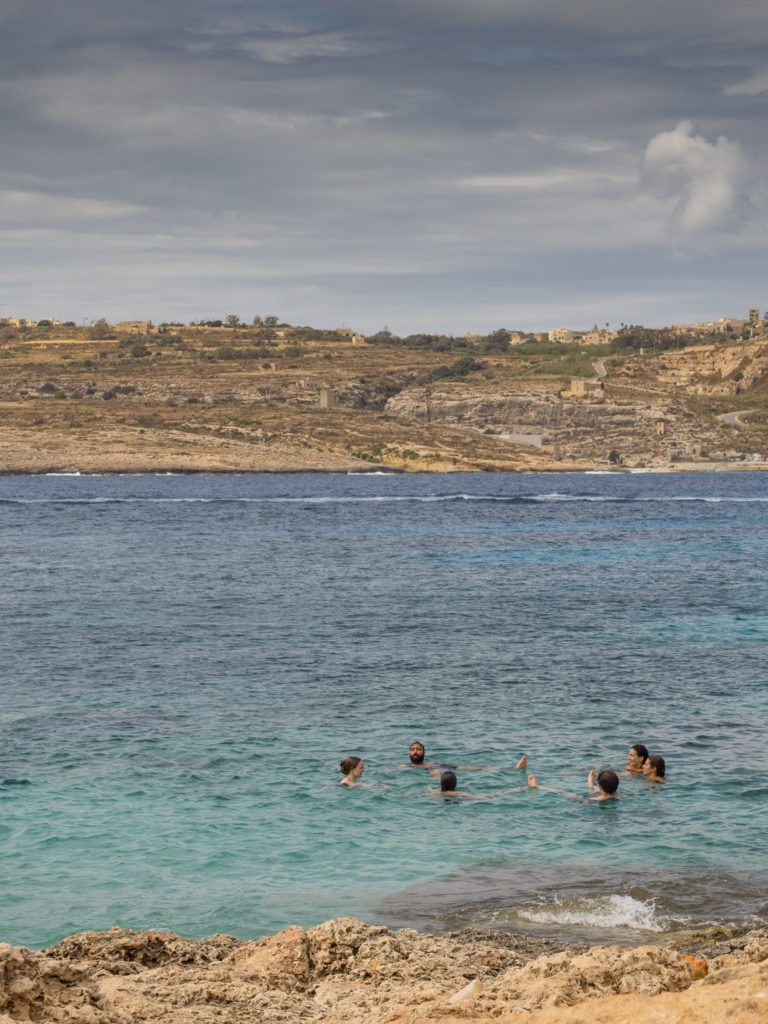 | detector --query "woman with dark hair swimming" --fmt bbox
[643,754,667,784]
[339,756,365,787]
[626,744,650,773]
